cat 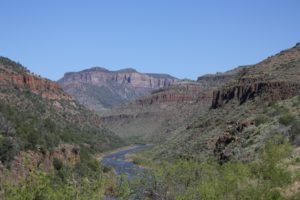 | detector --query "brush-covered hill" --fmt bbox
[0,56,124,176]
[58,67,178,112]
[124,44,300,200]
[152,43,300,161]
